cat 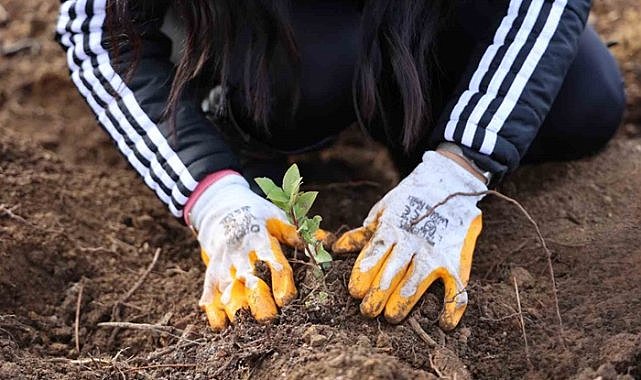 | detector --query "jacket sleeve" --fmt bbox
[55,0,240,218]
[430,0,592,181]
